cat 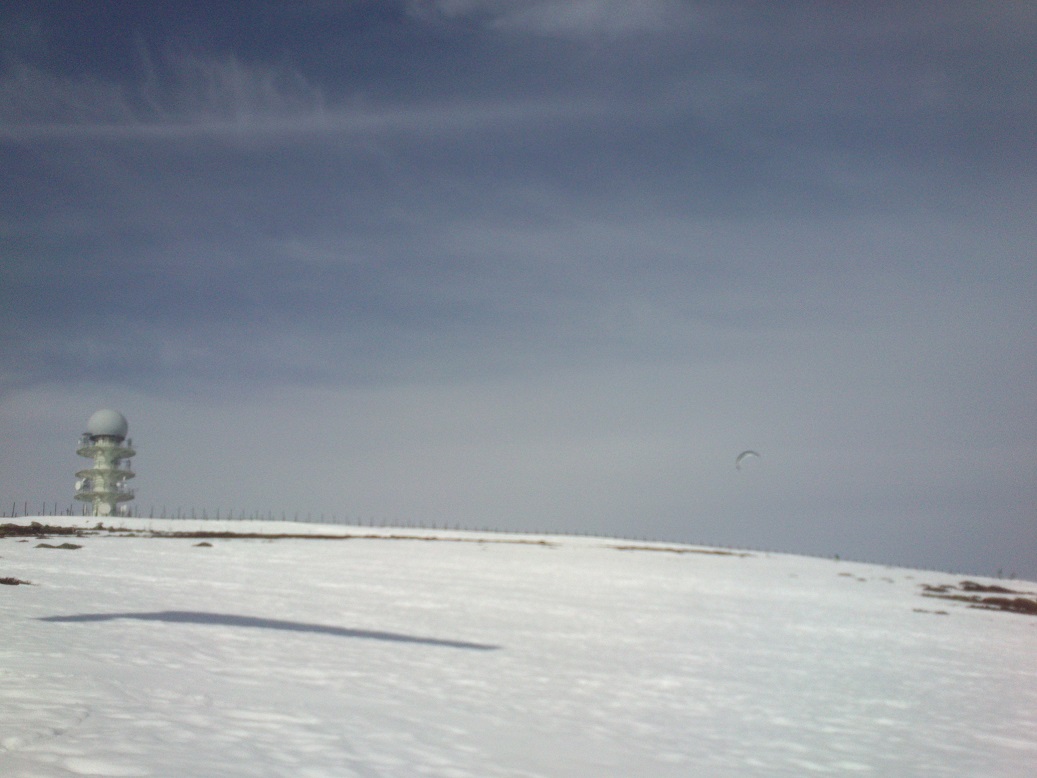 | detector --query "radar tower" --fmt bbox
[75,410,136,516]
